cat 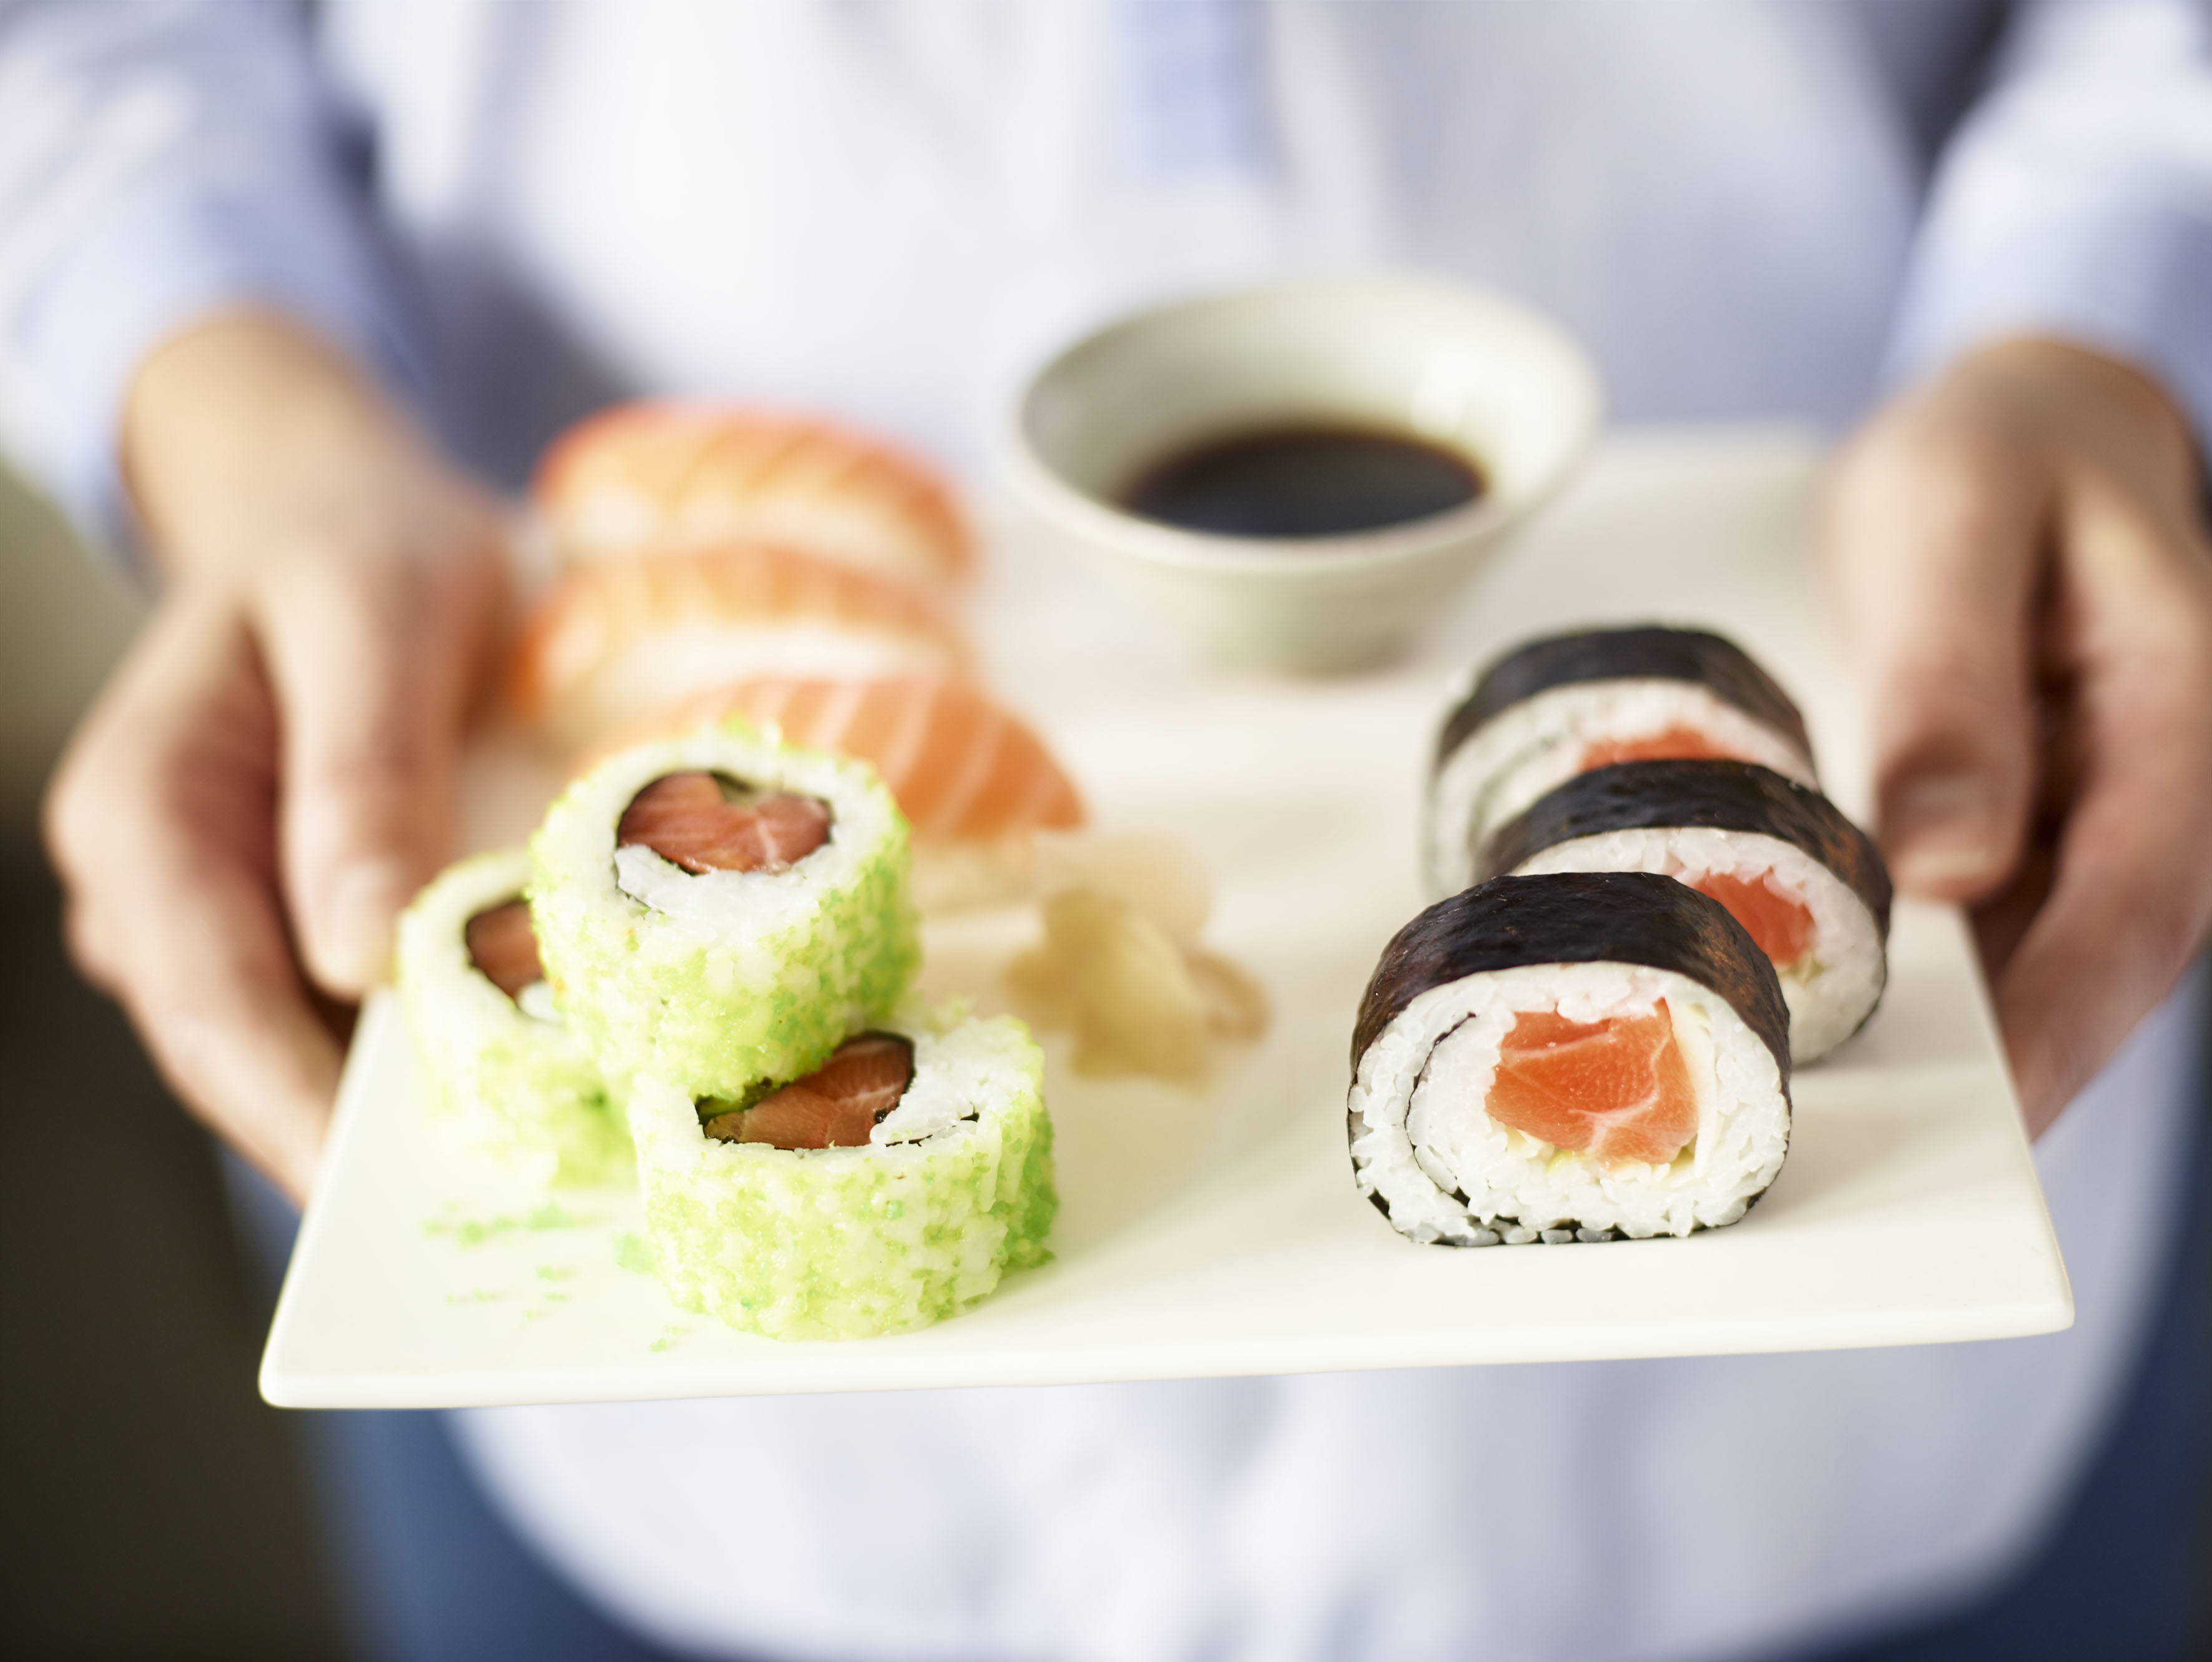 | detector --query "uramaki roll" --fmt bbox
[1427,626,1817,895]
[396,848,628,1186]
[531,722,920,1099]
[1349,872,1791,1245]
[1480,759,1890,1062]
[627,1012,1056,1339]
